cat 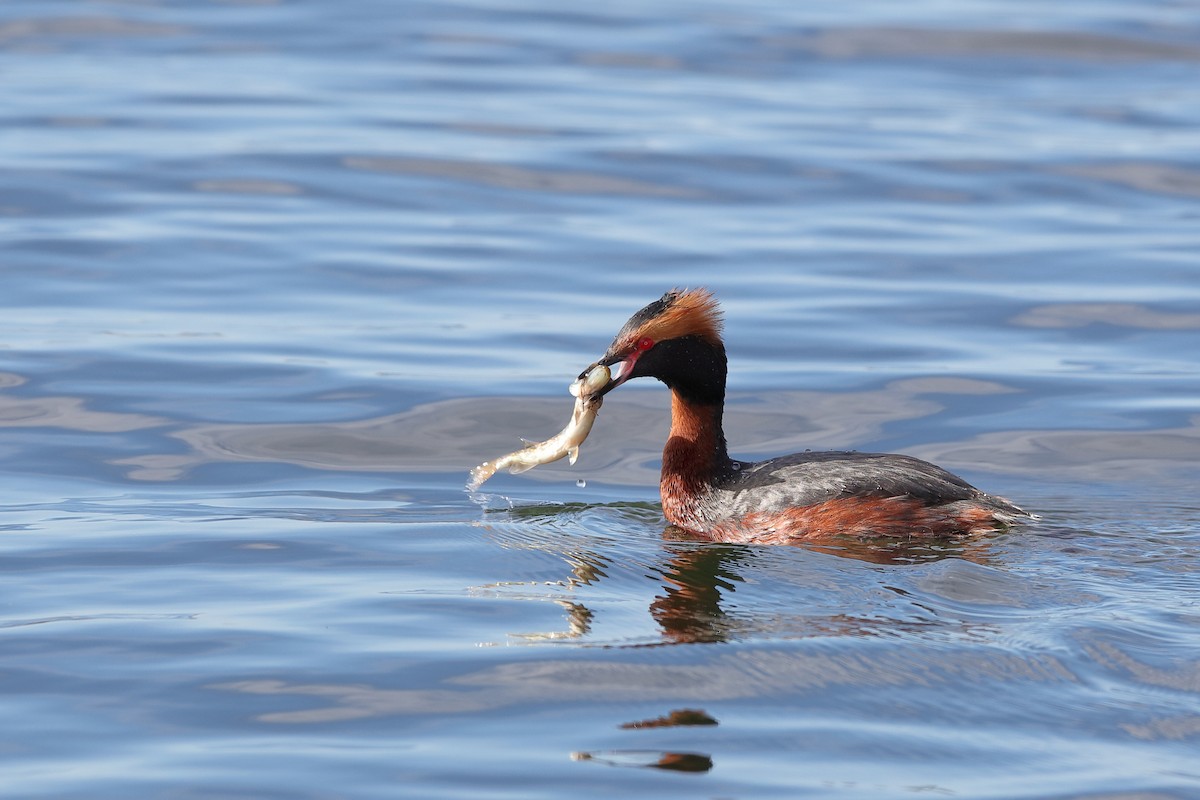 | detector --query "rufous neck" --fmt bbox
[662,391,730,484]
